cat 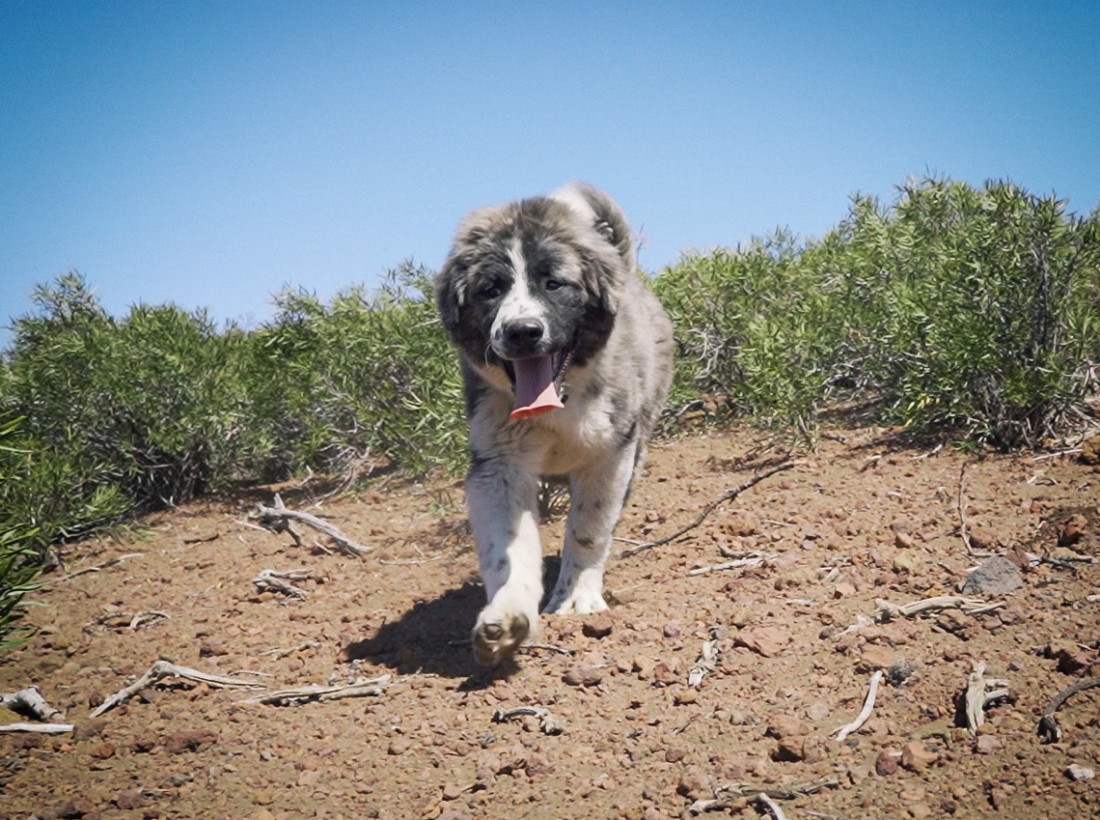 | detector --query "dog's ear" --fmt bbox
[580,244,626,317]
[436,206,499,331]
[435,254,467,331]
